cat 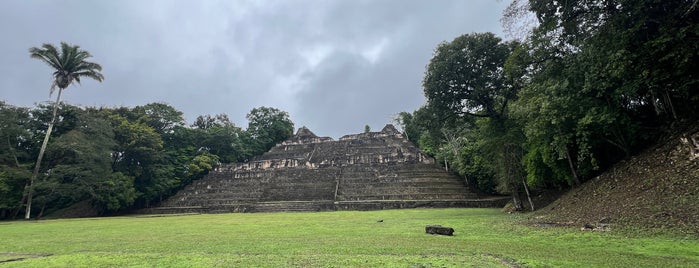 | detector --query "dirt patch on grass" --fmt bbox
[533,122,699,237]
[482,253,521,268]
